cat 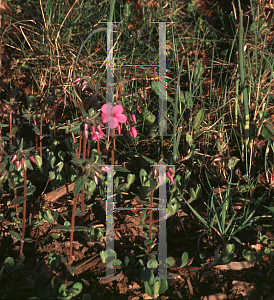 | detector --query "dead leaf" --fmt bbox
[214,260,256,271]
